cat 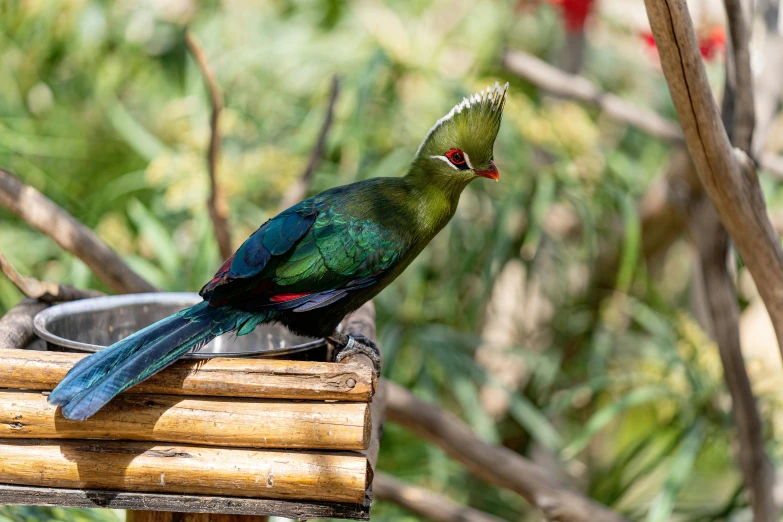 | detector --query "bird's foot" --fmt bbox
[333,333,382,375]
